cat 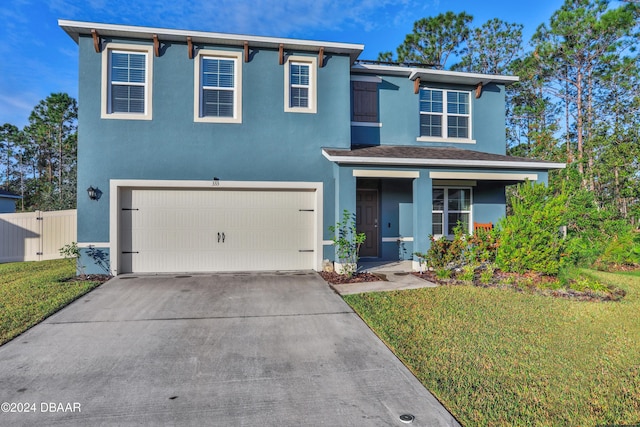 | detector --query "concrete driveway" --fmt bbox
[0,272,459,426]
